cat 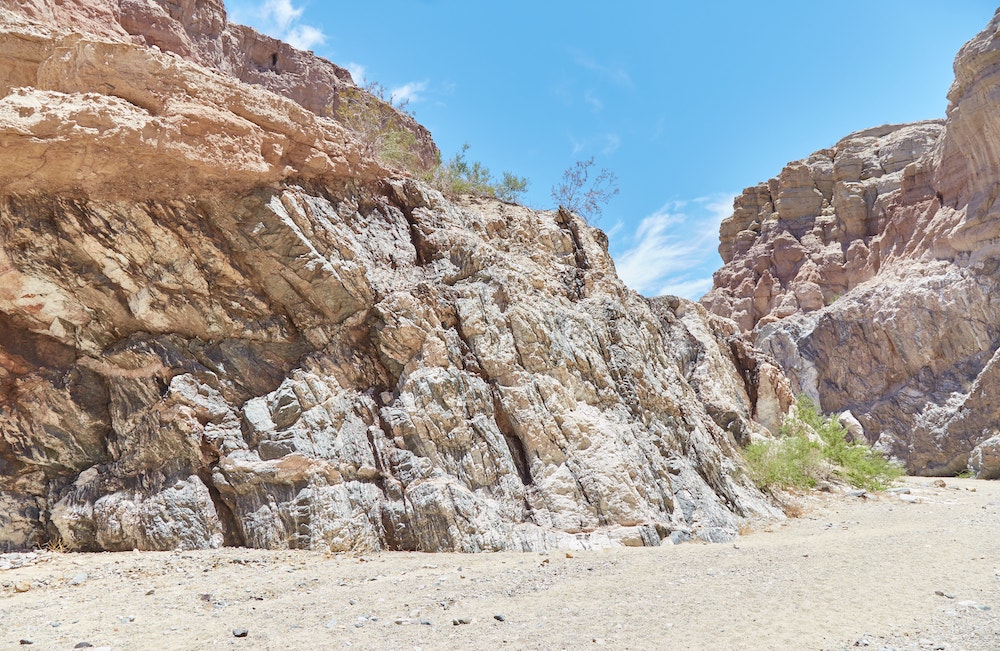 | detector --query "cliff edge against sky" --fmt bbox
[705,8,1000,478]
[0,0,789,552]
